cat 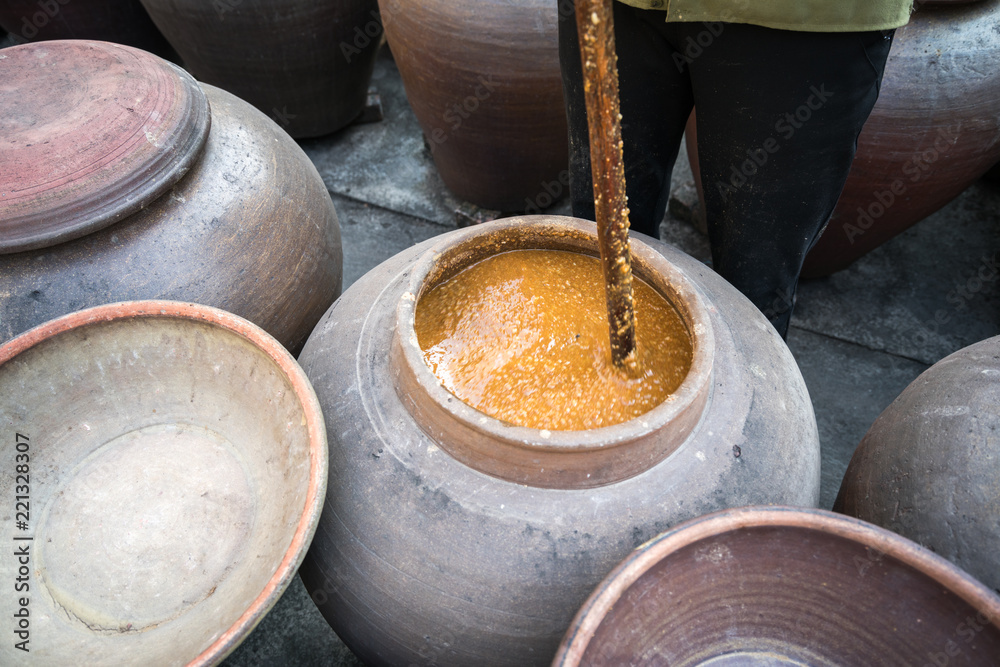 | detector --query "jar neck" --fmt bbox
[391,216,714,490]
